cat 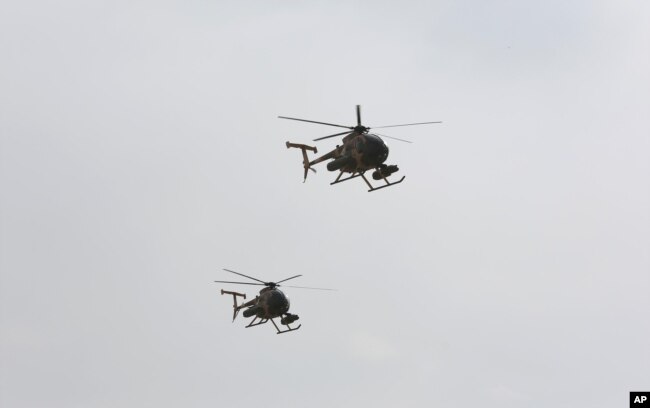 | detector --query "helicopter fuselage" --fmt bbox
[244,287,290,319]
[312,132,390,173]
